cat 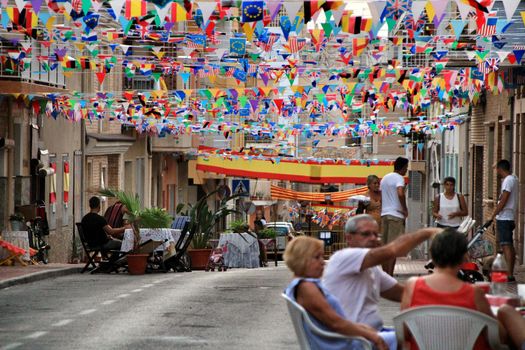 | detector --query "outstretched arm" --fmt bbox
[297,281,388,350]
[361,227,442,271]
